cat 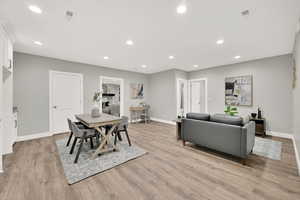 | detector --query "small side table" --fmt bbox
[250,118,266,137]
[174,118,183,140]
